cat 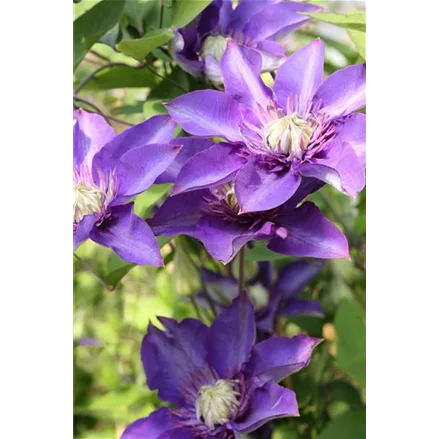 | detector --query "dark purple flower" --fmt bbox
[198,260,324,333]
[166,40,366,214]
[149,178,349,264]
[172,0,321,83]
[73,109,181,265]
[121,293,322,439]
